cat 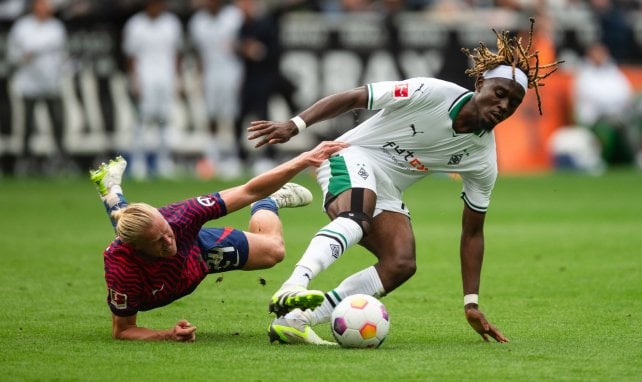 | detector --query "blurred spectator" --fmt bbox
[60,0,139,154]
[122,0,183,178]
[7,0,70,176]
[573,42,636,166]
[589,0,635,63]
[320,0,374,13]
[379,0,407,80]
[550,125,605,175]
[234,0,302,175]
[188,0,244,179]
[0,0,26,20]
